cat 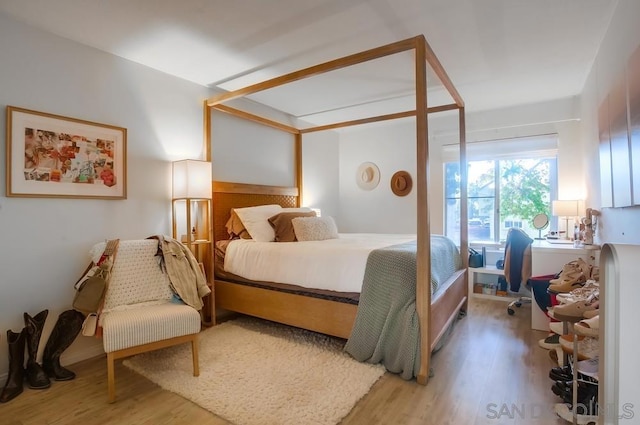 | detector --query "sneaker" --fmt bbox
[539,333,561,349]
[555,280,599,304]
